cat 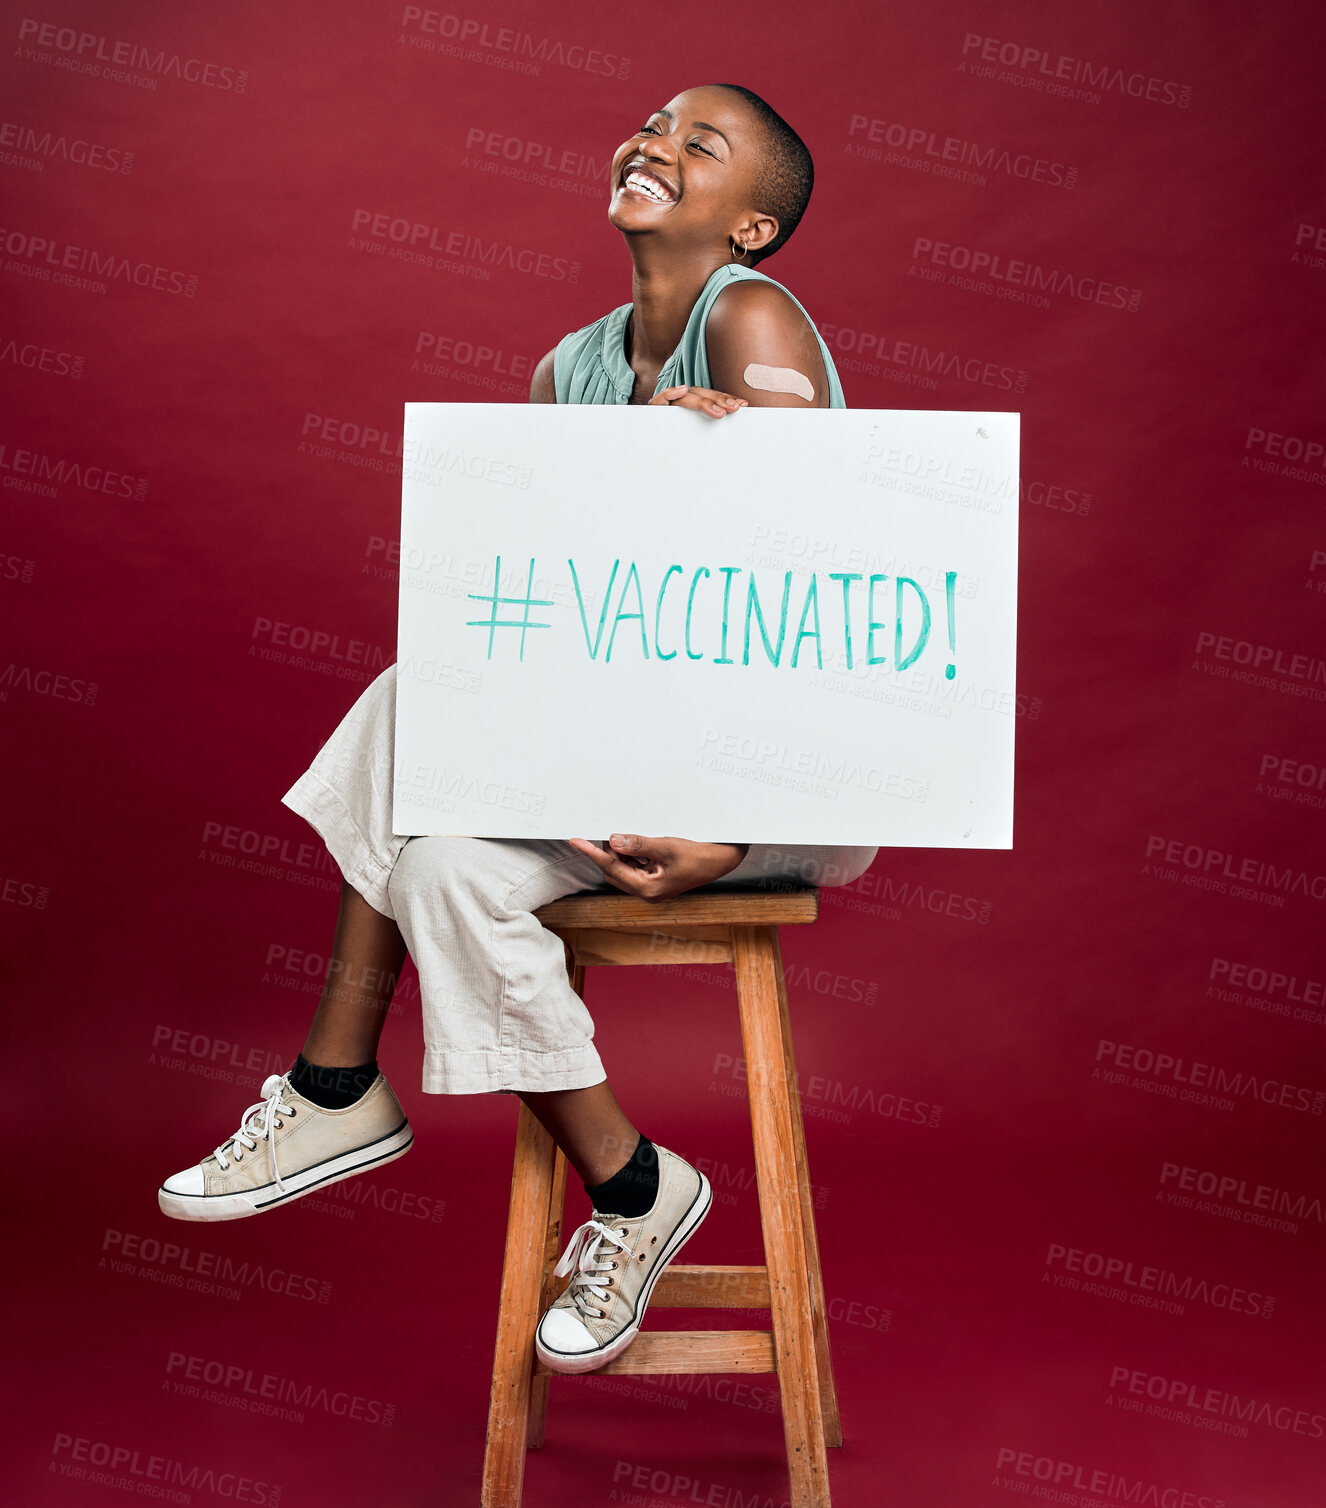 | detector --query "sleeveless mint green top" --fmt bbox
[552,263,846,406]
